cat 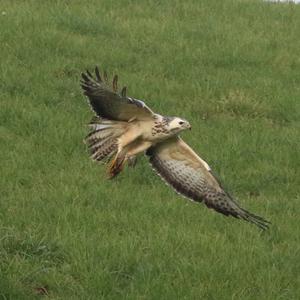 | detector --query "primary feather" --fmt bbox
[81,67,154,121]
